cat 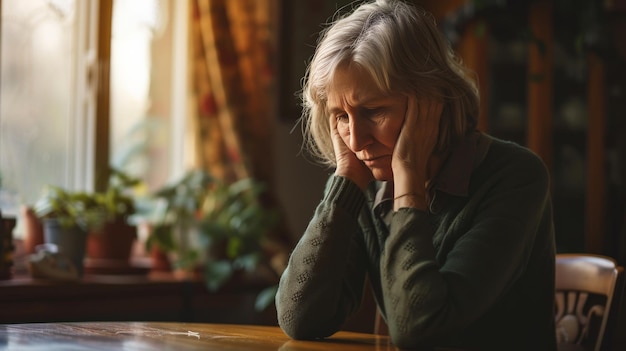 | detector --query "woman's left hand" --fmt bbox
[391,96,443,210]
[330,114,374,190]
